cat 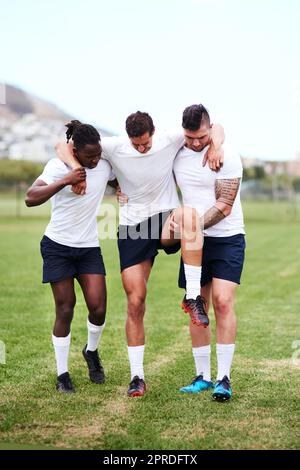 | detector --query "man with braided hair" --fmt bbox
[25,120,115,393]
